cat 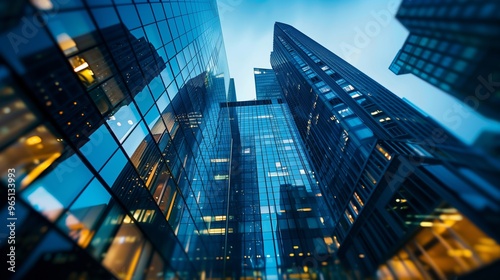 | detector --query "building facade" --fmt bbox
[271,22,500,279]
[254,68,283,100]
[224,105,336,279]
[389,0,500,120]
[0,1,232,279]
